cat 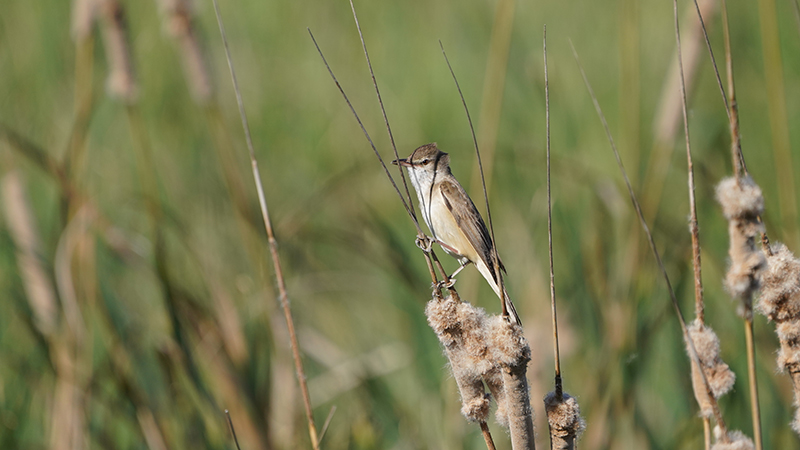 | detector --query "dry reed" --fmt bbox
[543,26,583,450]
[571,41,753,445]
[212,1,321,447]
[673,5,736,445]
